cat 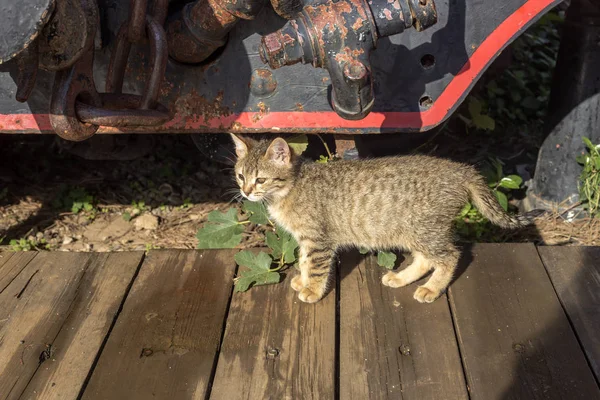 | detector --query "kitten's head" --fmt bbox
[230,134,296,202]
